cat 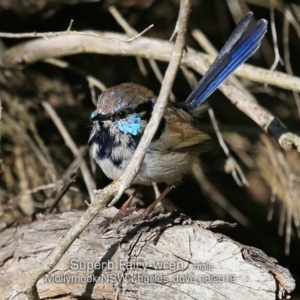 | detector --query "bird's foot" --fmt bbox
[100,207,138,228]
